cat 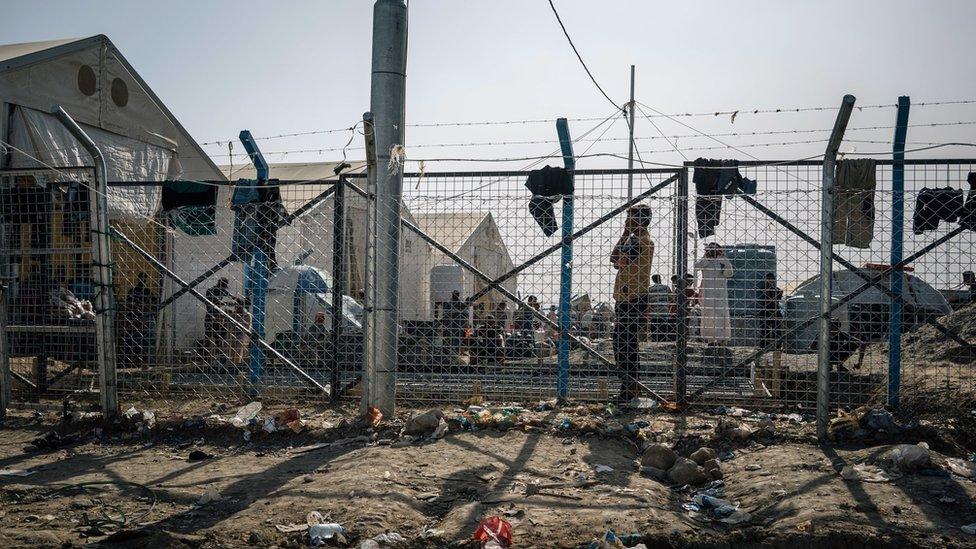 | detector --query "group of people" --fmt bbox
[438,291,554,365]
